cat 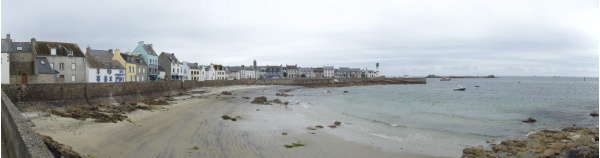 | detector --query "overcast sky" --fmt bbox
[2,0,598,77]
